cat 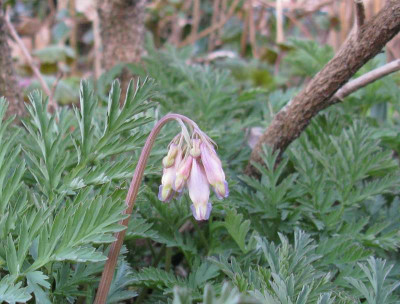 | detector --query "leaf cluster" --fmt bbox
[0,79,156,303]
